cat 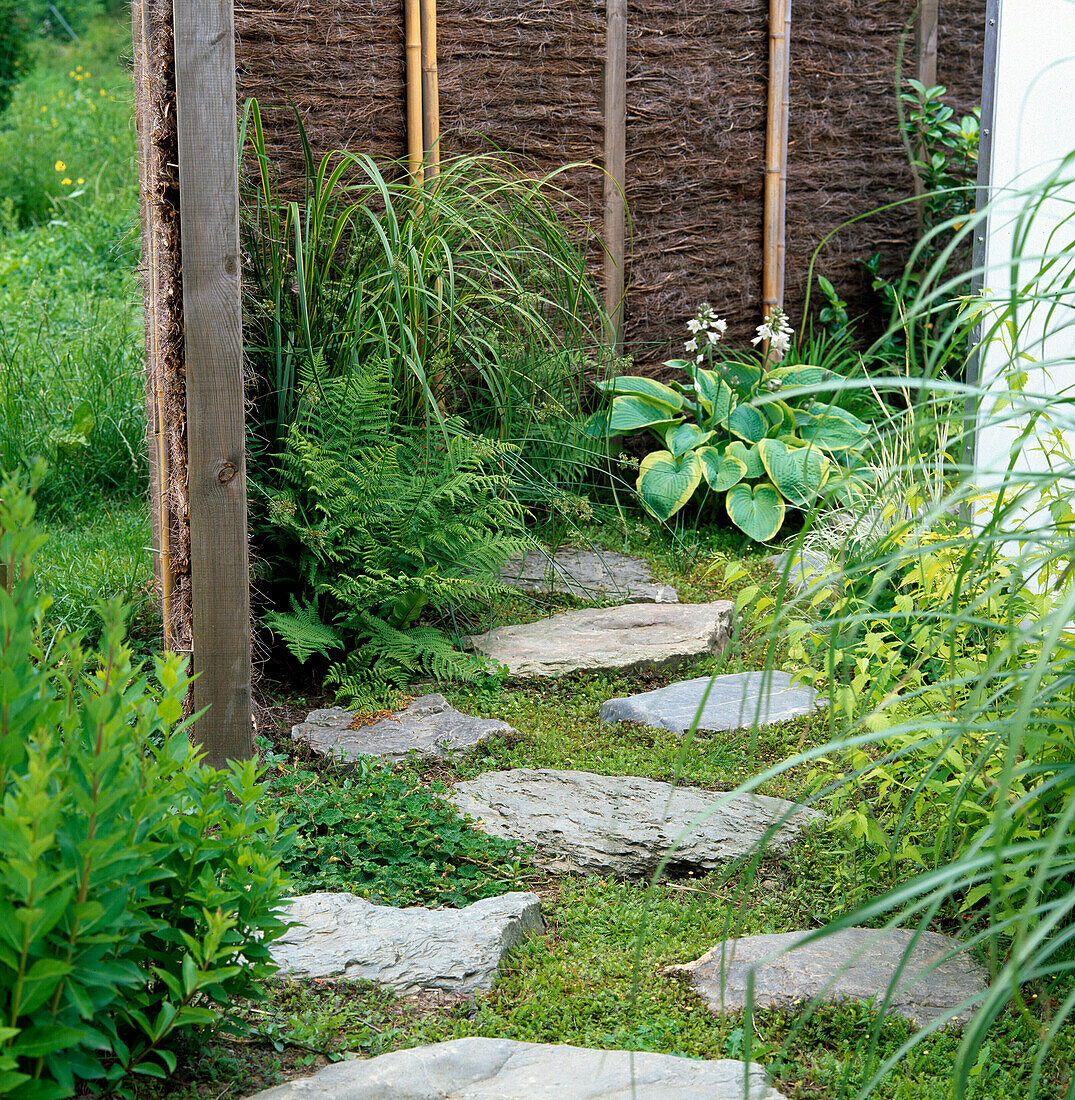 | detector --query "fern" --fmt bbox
[252,363,525,694]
